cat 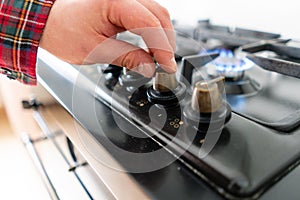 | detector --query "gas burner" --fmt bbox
[204,49,254,80]
[179,52,260,96]
[195,48,261,96]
